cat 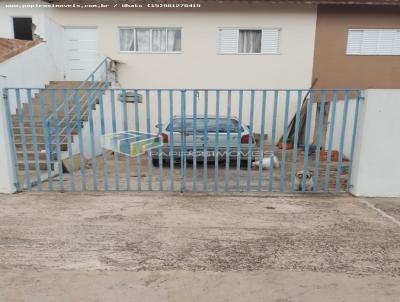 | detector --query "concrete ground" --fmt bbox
[45,149,349,193]
[0,192,400,301]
